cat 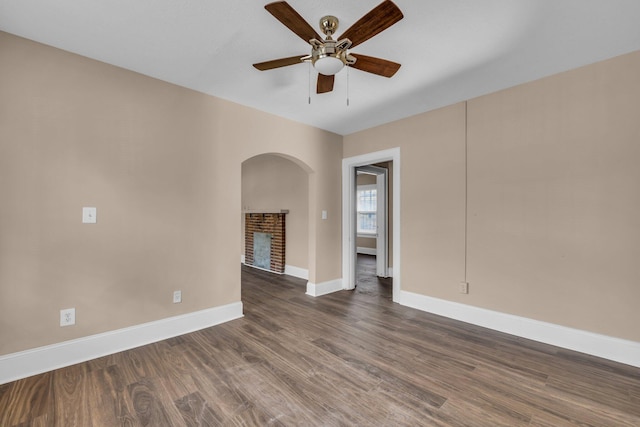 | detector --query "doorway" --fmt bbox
[241,154,310,280]
[355,165,388,278]
[342,148,401,302]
